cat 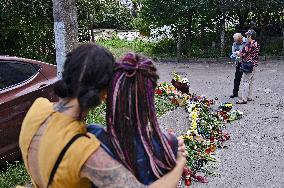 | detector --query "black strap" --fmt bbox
[47,134,86,187]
